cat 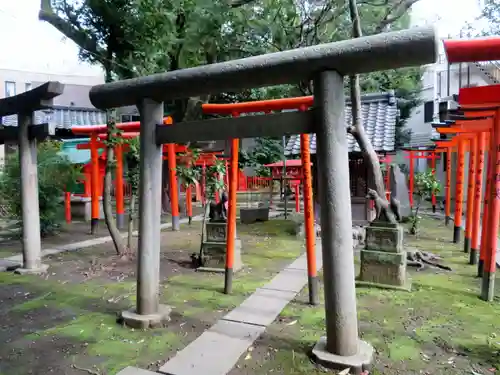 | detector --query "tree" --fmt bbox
[410,169,441,235]
[39,0,423,239]
[462,0,500,37]
[239,137,284,176]
[0,141,80,237]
